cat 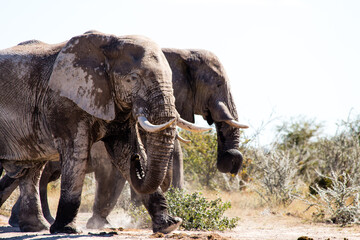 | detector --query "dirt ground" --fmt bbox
[1,211,360,240]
